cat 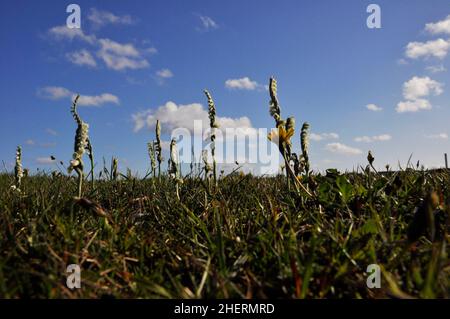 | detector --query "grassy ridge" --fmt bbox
[0,168,449,298]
